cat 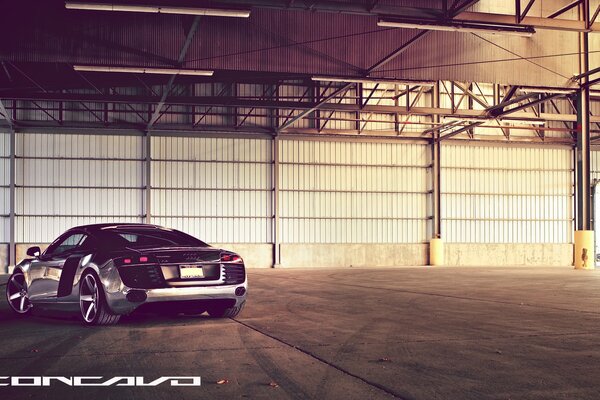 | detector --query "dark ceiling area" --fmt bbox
[0,0,481,92]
